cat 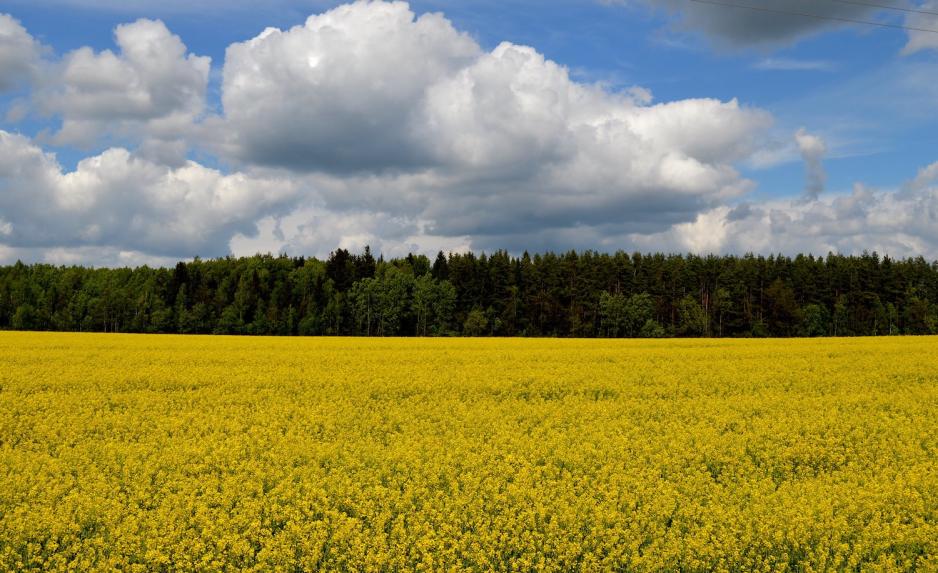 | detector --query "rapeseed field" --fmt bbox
[1,332,936,571]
